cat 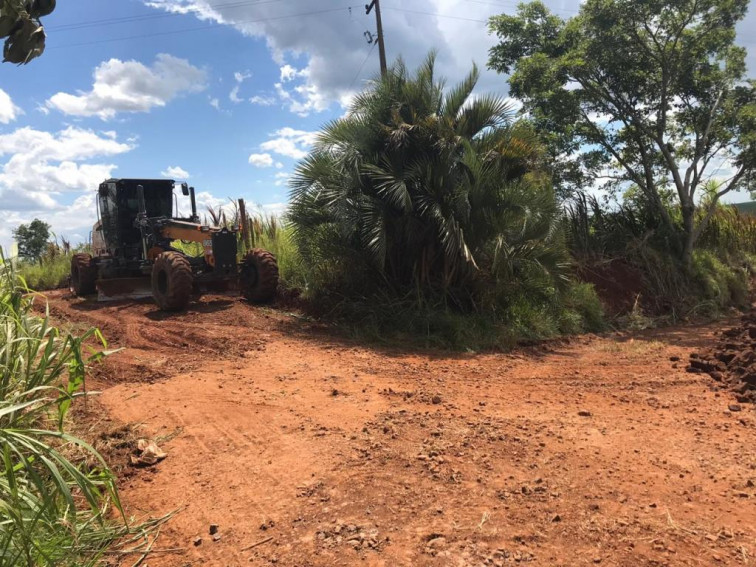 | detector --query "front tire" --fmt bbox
[70,253,96,296]
[240,249,279,303]
[151,252,193,311]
